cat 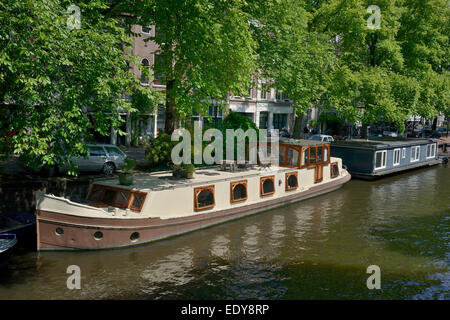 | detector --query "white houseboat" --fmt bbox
[35,139,351,250]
